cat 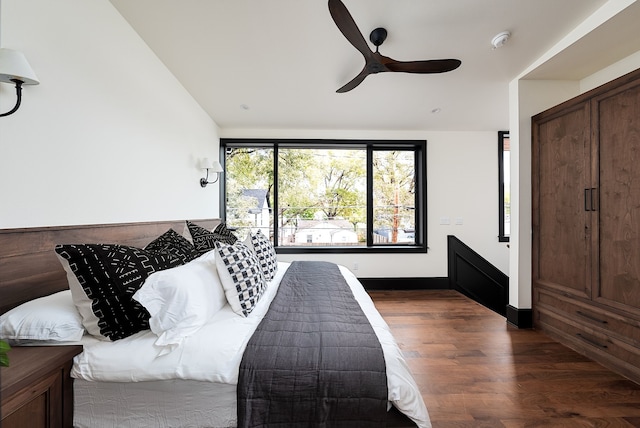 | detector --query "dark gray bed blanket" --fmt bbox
[237,261,388,428]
